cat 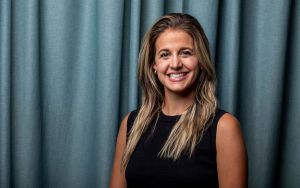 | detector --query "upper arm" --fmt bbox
[109,114,129,188]
[216,113,248,188]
